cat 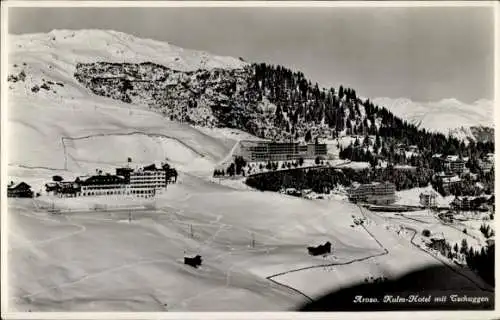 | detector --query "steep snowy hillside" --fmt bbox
[372,97,494,141]
[7,30,252,181]
[10,29,246,72]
